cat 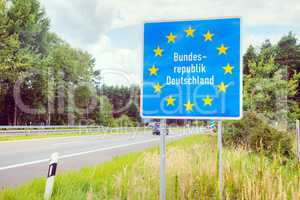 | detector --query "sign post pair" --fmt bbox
[141,17,242,199]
